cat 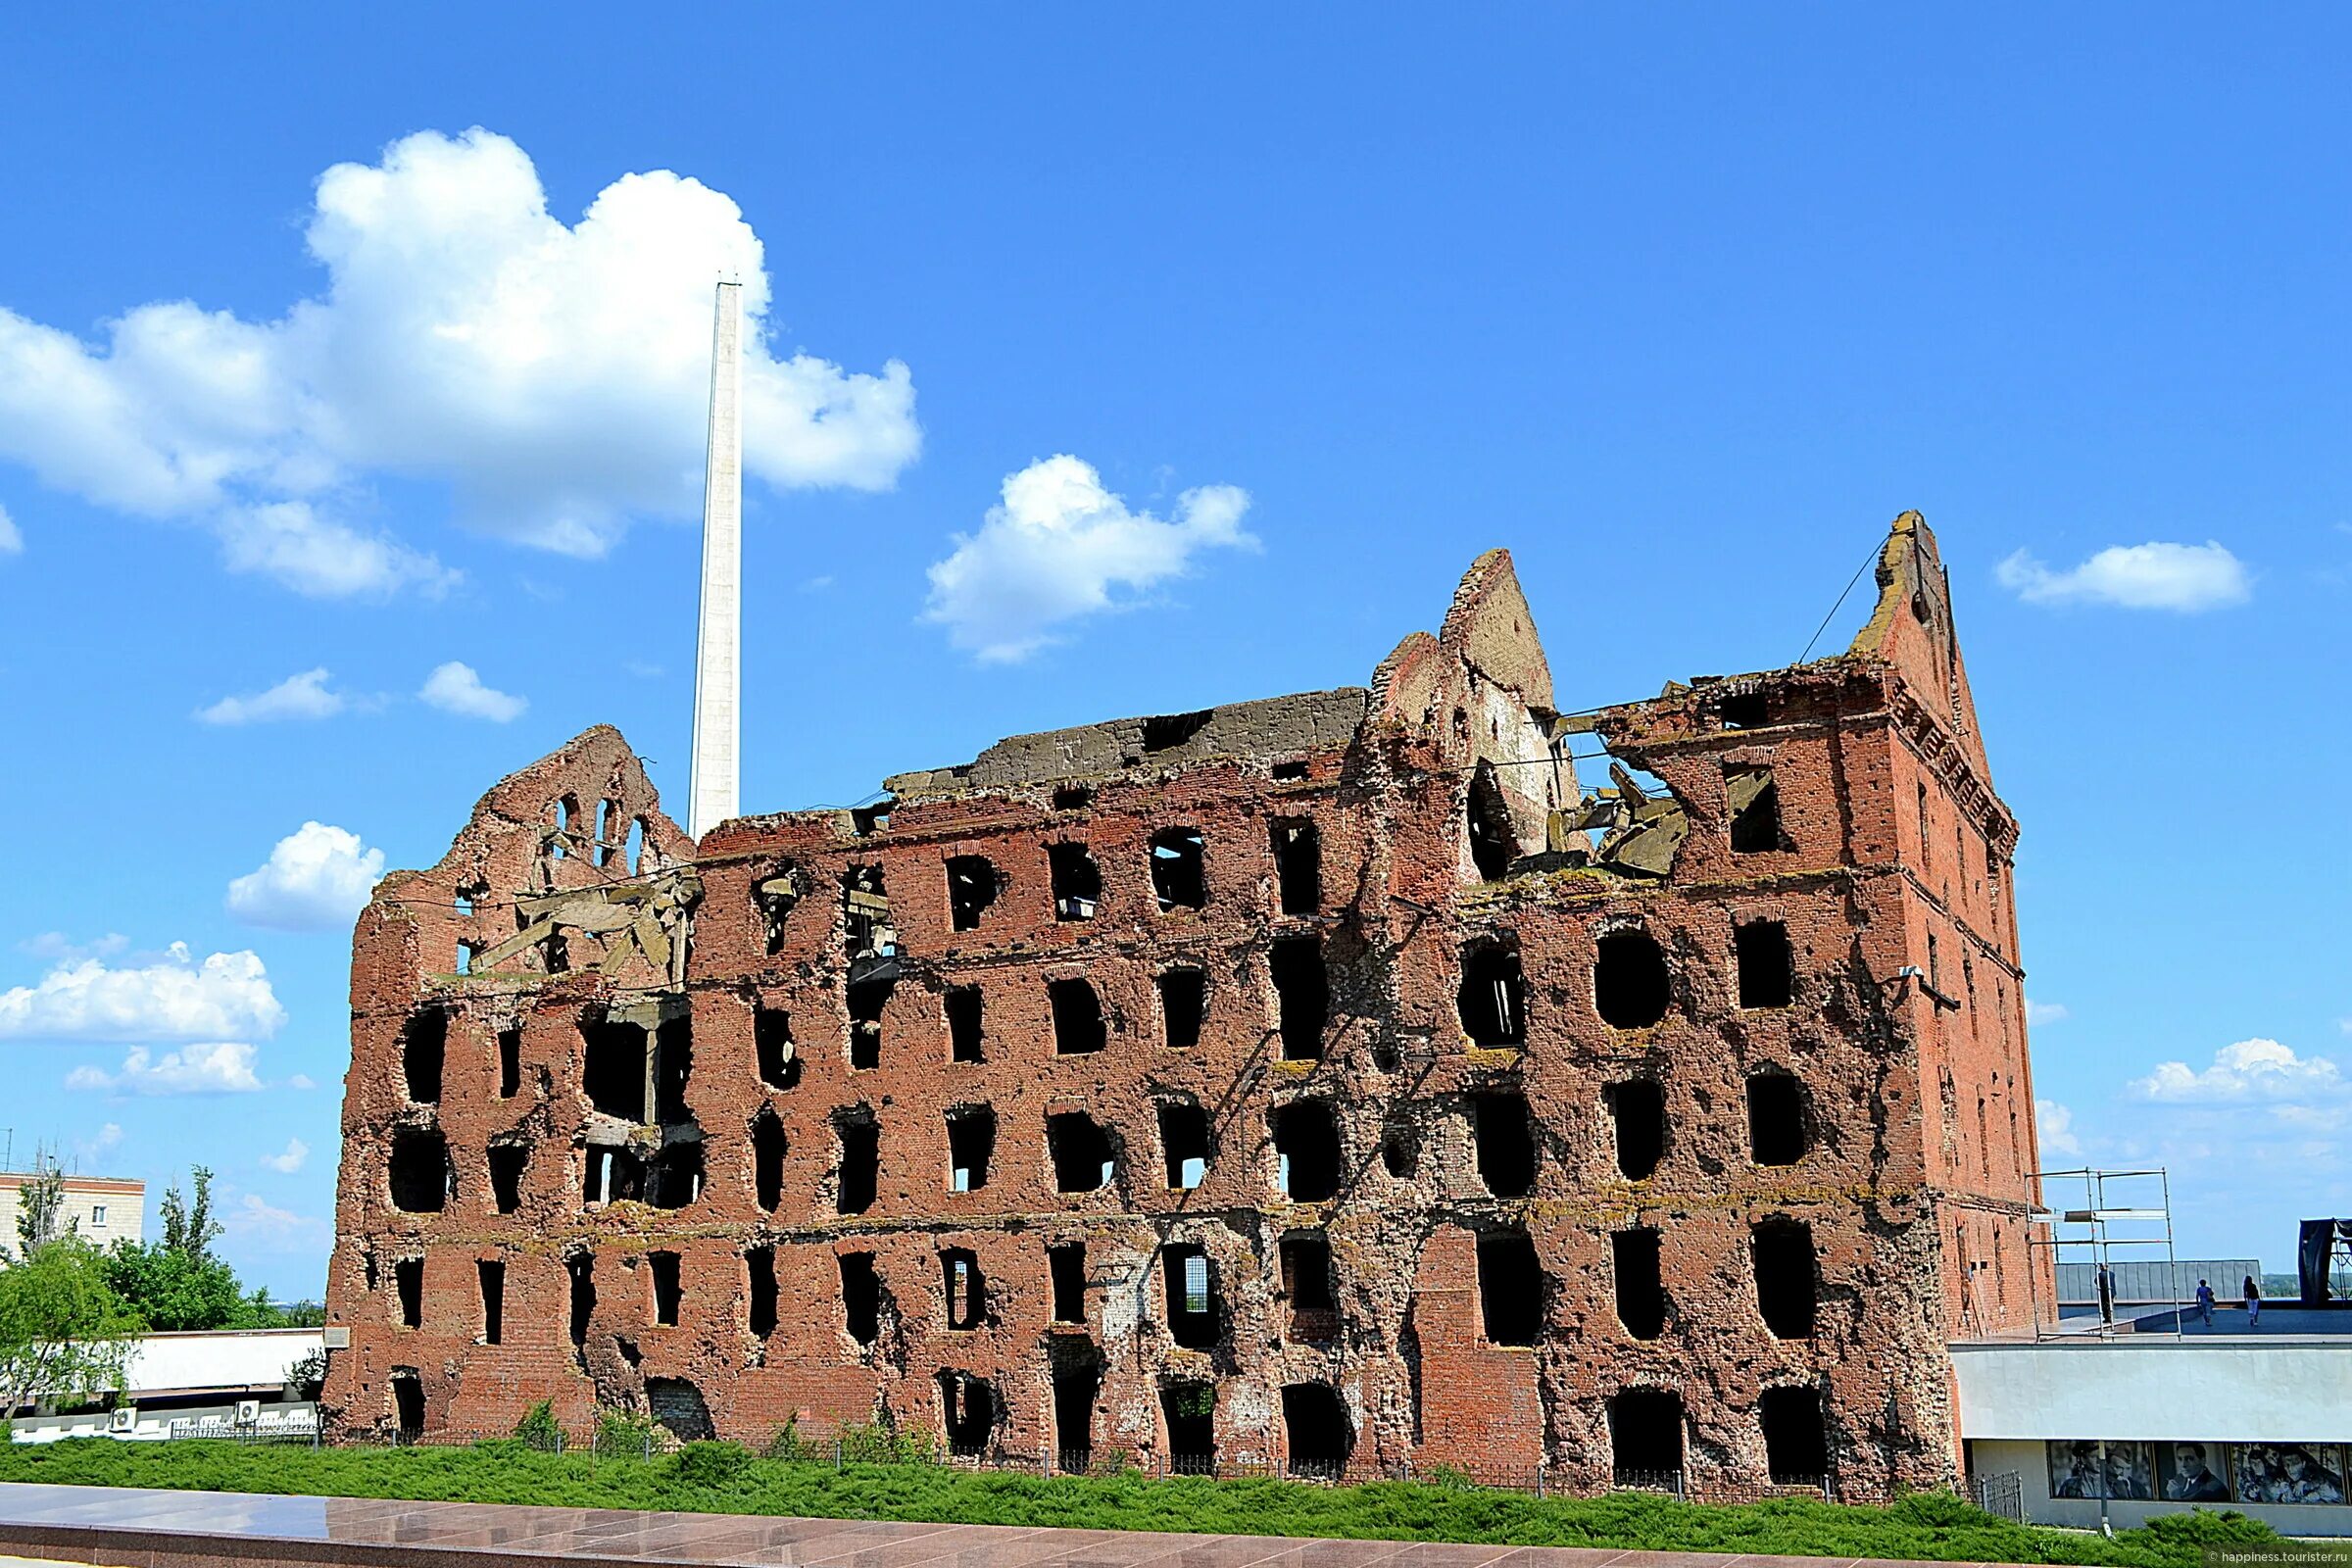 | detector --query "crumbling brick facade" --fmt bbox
[324,513,2044,1497]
